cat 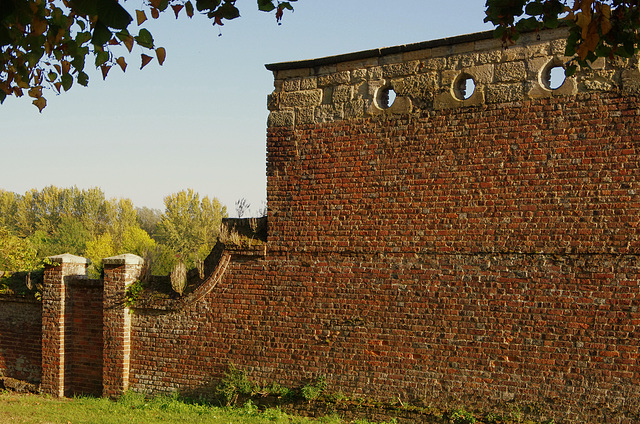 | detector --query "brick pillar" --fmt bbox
[102,254,143,398]
[41,254,88,397]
